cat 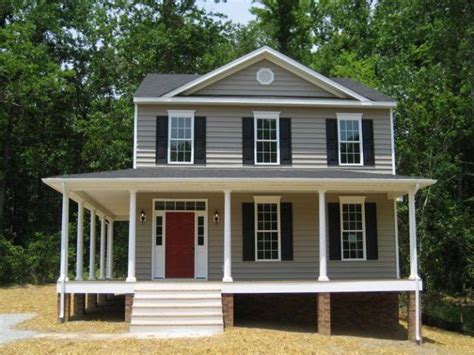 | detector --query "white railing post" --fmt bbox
[59,183,69,282]
[106,219,114,279]
[126,190,137,282]
[318,190,329,281]
[223,190,233,282]
[408,187,419,280]
[88,208,96,280]
[99,215,106,280]
[75,200,84,281]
